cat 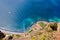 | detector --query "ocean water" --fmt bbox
[0,0,60,32]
